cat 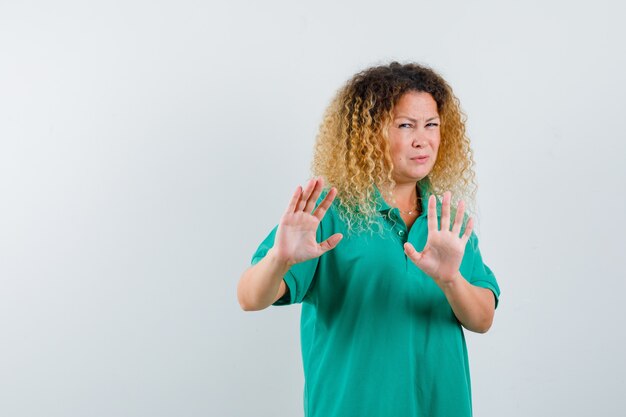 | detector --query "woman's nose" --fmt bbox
[412,136,425,148]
